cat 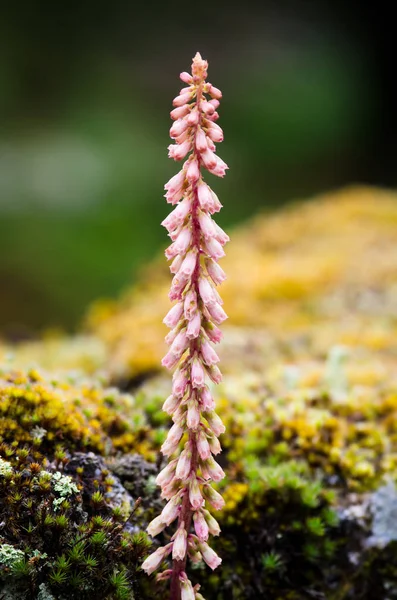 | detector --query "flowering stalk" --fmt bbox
[141,52,228,600]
